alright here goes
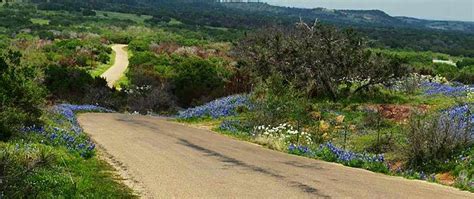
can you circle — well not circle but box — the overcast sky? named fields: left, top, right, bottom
left=263, top=0, right=474, bottom=22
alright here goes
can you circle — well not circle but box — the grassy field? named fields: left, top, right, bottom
left=96, top=11, right=152, bottom=24
left=30, top=18, right=50, bottom=25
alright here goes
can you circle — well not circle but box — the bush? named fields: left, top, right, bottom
left=433, top=63, right=459, bottom=80
left=0, top=51, right=45, bottom=140
left=249, top=74, right=311, bottom=127
left=173, top=56, right=225, bottom=107
left=456, top=66, right=474, bottom=84
left=457, top=58, right=474, bottom=69
left=128, top=38, right=152, bottom=52
left=97, top=52, right=110, bottom=64
left=405, top=106, right=473, bottom=172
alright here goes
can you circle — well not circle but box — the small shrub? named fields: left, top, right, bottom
left=457, top=66, right=474, bottom=84
left=457, top=58, right=474, bottom=69
left=433, top=63, right=459, bottom=80
left=249, top=74, right=311, bottom=127
left=405, top=106, right=474, bottom=172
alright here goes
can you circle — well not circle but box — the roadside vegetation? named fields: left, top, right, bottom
left=1, top=1, right=474, bottom=197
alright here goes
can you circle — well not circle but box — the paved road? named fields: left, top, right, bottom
left=78, top=113, right=473, bottom=198
left=101, top=44, right=129, bottom=88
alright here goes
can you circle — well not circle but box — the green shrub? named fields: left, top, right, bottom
left=456, top=66, right=474, bottom=84
left=249, top=74, right=311, bottom=127
left=0, top=51, right=45, bottom=140
left=457, top=58, right=474, bottom=69
left=129, top=38, right=152, bottom=52
left=433, top=63, right=459, bottom=80
left=173, top=56, right=225, bottom=107
left=97, top=52, right=110, bottom=64
left=45, top=66, right=96, bottom=102
left=405, top=112, right=472, bottom=172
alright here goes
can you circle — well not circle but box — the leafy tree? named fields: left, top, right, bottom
left=236, top=22, right=408, bottom=100
left=0, top=51, right=45, bottom=140
left=173, top=56, right=224, bottom=107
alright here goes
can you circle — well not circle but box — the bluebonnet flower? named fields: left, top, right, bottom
left=288, top=144, right=311, bottom=155
left=430, top=174, right=436, bottom=182
left=21, top=125, right=45, bottom=134
left=298, top=146, right=309, bottom=153
left=20, top=104, right=109, bottom=159
left=77, top=143, right=86, bottom=149
left=440, top=104, right=474, bottom=140
left=177, top=95, right=252, bottom=119
left=419, top=171, right=427, bottom=180
left=54, top=104, right=112, bottom=125
left=50, top=133, right=57, bottom=140
left=422, top=82, right=468, bottom=97
left=318, top=142, right=385, bottom=163
left=288, top=144, right=296, bottom=151
left=87, top=144, right=96, bottom=151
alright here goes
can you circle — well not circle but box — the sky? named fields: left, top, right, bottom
left=262, top=0, right=474, bottom=22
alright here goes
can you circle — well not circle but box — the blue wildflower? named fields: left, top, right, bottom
left=177, top=95, right=252, bottom=119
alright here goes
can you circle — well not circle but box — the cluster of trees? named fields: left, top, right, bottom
left=44, top=38, right=112, bottom=68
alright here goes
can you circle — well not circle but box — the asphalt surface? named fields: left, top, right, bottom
left=100, top=44, right=129, bottom=88
left=78, top=113, right=474, bottom=198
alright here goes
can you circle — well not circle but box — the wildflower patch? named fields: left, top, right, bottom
left=21, top=104, right=112, bottom=158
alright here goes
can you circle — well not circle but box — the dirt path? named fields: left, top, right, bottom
left=78, top=113, right=473, bottom=198
left=101, top=44, right=129, bottom=88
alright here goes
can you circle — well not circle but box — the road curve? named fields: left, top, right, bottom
left=78, top=113, right=473, bottom=198
left=101, top=44, right=129, bottom=88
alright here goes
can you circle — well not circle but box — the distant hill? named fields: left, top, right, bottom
left=221, top=2, right=474, bottom=33
left=396, top=16, right=474, bottom=32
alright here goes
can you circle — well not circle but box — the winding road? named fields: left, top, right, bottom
left=101, top=44, right=129, bottom=88
left=78, top=113, right=473, bottom=198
